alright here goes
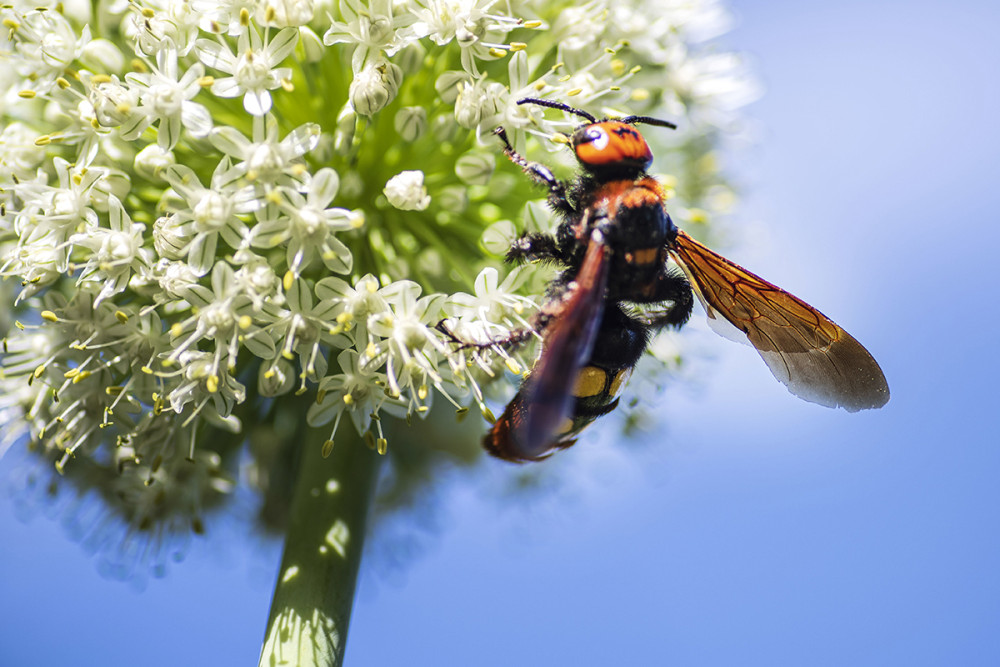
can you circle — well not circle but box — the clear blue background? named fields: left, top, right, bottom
left=3, top=1, right=999, bottom=664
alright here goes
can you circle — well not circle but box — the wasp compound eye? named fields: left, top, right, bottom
left=575, top=126, right=609, bottom=151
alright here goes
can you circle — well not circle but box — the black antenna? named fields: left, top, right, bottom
left=517, top=97, right=597, bottom=124
left=518, top=97, right=677, bottom=131
left=619, top=114, right=677, bottom=130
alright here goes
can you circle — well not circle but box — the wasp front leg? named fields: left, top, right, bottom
left=435, top=319, right=538, bottom=353
left=494, top=127, right=574, bottom=218
left=436, top=283, right=567, bottom=355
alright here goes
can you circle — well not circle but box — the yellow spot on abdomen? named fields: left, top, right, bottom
left=573, top=366, right=607, bottom=398
left=608, top=368, right=633, bottom=397
left=555, top=417, right=576, bottom=436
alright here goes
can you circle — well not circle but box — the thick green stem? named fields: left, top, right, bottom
left=258, top=429, right=382, bottom=667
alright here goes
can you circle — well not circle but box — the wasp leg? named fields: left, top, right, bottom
left=435, top=319, right=538, bottom=353
left=494, top=127, right=574, bottom=216
left=506, top=233, right=560, bottom=263
left=634, top=269, right=694, bottom=329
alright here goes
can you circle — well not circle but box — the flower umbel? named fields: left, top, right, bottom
left=0, top=0, right=754, bottom=578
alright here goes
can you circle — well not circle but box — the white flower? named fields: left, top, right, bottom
left=445, top=266, right=535, bottom=335
left=89, top=75, right=144, bottom=131
left=167, top=262, right=274, bottom=365
left=668, top=50, right=761, bottom=120
left=196, top=26, right=298, bottom=115
left=323, top=0, right=416, bottom=73
left=454, top=150, right=495, bottom=185
left=315, top=273, right=391, bottom=323
left=166, top=349, right=247, bottom=421
left=80, top=37, right=127, bottom=73
left=209, top=114, right=321, bottom=186
left=367, top=280, right=448, bottom=404
left=307, top=348, right=406, bottom=438
left=124, top=47, right=212, bottom=150
left=313, top=273, right=393, bottom=349
left=250, top=168, right=360, bottom=276
left=234, top=258, right=280, bottom=310
left=383, top=170, right=430, bottom=211
left=257, top=0, right=317, bottom=28
left=12, top=158, right=104, bottom=271
left=410, top=0, right=518, bottom=75
left=161, top=162, right=261, bottom=275
left=155, top=258, right=201, bottom=299
left=69, top=195, right=151, bottom=305
left=190, top=0, right=253, bottom=37
left=550, top=4, right=605, bottom=60
left=454, top=78, right=505, bottom=131
left=124, top=0, right=201, bottom=56
left=258, top=278, right=342, bottom=387
left=8, top=9, right=90, bottom=91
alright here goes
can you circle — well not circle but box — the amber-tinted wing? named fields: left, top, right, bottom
left=484, top=237, right=610, bottom=461
left=669, top=230, right=889, bottom=412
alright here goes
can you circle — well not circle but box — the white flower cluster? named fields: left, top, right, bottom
left=0, top=0, right=755, bottom=492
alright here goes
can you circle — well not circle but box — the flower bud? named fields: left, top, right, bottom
left=334, top=103, right=357, bottom=154
left=299, top=26, right=326, bottom=62
left=80, top=38, right=126, bottom=73
left=455, top=151, right=495, bottom=185
left=349, top=61, right=403, bottom=116
left=384, top=171, right=430, bottom=211
left=434, top=71, right=469, bottom=105
left=0, top=122, right=46, bottom=176
left=454, top=81, right=504, bottom=130
left=394, top=107, right=427, bottom=142
left=134, top=144, right=177, bottom=181
left=395, top=42, right=426, bottom=76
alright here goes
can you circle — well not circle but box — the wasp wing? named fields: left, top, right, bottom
left=669, top=230, right=889, bottom=412
left=485, top=237, right=610, bottom=461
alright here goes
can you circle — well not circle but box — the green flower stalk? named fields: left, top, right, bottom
left=0, top=0, right=756, bottom=662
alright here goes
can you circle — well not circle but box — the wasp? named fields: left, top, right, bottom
left=449, top=98, right=889, bottom=462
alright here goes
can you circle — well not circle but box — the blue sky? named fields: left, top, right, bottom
left=3, top=1, right=1000, bottom=665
